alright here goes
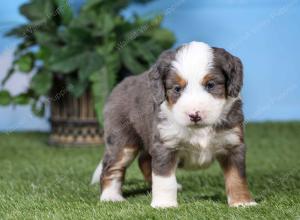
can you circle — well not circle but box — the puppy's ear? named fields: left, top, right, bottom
left=213, top=47, right=243, bottom=97
left=148, top=50, right=175, bottom=104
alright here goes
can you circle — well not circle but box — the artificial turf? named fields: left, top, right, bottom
left=0, top=122, right=299, bottom=220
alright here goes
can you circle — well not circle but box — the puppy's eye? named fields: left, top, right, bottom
left=173, top=85, right=182, bottom=93
left=206, top=81, right=215, bottom=90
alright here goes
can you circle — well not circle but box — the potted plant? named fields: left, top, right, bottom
left=0, top=0, right=175, bottom=146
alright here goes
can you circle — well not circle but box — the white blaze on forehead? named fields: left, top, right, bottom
left=172, top=41, right=214, bottom=82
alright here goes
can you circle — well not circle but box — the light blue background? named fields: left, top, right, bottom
left=0, top=0, right=300, bottom=131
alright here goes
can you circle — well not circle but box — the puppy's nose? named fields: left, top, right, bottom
left=188, top=112, right=202, bottom=123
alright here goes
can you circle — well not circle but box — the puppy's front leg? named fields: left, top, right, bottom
left=151, top=147, right=178, bottom=208
left=218, top=144, right=256, bottom=207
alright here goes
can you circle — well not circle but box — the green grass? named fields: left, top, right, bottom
left=0, top=122, right=300, bottom=220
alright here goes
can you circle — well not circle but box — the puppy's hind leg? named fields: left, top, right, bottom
left=138, top=151, right=152, bottom=185
left=100, top=142, right=139, bottom=202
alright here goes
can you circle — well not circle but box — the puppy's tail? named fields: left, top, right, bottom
left=91, top=160, right=103, bottom=185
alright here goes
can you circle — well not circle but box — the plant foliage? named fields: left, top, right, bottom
left=1, top=0, right=175, bottom=125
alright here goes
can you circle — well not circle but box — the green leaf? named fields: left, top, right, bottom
left=35, top=46, right=51, bottom=61
left=95, top=13, right=115, bottom=34
left=150, top=28, right=175, bottom=48
left=104, top=53, right=119, bottom=88
left=66, top=78, right=89, bottom=98
left=0, top=90, right=11, bottom=106
left=89, top=68, right=111, bottom=126
left=20, top=0, right=53, bottom=22
left=34, top=32, right=59, bottom=45
left=94, top=44, right=119, bottom=90
left=1, top=68, right=15, bottom=86
left=96, top=40, right=116, bottom=54
left=61, top=27, right=93, bottom=45
left=49, top=49, right=88, bottom=73
left=5, top=25, right=31, bottom=38
left=12, top=40, right=36, bottom=59
left=131, top=41, right=156, bottom=64
left=16, top=53, right=34, bottom=73
left=121, top=47, right=146, bottom=74
left=31, top=100, right=45, bottom=117
left=30, top=70, right=52, bottom=95
left=82, top=0, right=104, bottom=11
left=79, top=52, right=103, bottom=81
left=3, top=0, right=175, bottom=118
left=55, top=0, right=73, bottom=25
left=13, top=93, right=31, bottom=105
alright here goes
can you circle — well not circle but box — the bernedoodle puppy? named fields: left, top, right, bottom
left=91, top=41, right=256, bottom=208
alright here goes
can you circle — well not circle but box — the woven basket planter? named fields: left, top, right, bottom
left=49, top=80, right=103, bottom=146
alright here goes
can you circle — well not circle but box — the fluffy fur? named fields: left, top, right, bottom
left=91, top=41, right=256, bottom=208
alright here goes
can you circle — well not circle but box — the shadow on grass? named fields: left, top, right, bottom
left=123, top=187, right=151, bottom=198
left=184, top=194, right=224, bottom=203
left=122, top=177, right=225, bottom=203
left=109, top=168, right=300, bottom=204
left=123, top=179, right=151, bottom=198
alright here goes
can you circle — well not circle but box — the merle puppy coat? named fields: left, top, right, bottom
left=91, top=41, right=256, bottom=208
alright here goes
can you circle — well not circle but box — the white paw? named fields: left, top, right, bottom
left=230, top=201, right=257, bottom=207
left=151, top=200, right=178, bottom=208
left=177, top=183, right=183, bottom=191
left=100, top=192, right=125, bottom=202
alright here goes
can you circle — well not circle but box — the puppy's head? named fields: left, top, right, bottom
left=149, top=41, right=243, bottom=127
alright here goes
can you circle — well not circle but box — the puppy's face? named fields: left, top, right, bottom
left=150, top=42, right=243, bottom=127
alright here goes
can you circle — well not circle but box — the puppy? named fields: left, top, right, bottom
left=91, top=41, right=256, bottom=208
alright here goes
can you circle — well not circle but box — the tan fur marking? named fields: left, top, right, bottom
left=221, top=161, right=253, bottom=206
left=201, top=73, right=226, bottom=99
left=201, top=73, right=215, bottom=86
left=175, top=74, right=187, bottom=88
left=101, top=147, right=139, bottom=192
left=167, top=74, right=187, bottom=107
left=138, top=153, right=152, bottom=184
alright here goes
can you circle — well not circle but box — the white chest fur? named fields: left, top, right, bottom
left=157, top=113, right=241, bottom=169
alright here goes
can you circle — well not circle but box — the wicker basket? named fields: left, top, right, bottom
left=49, top=80, right=103, bottom=146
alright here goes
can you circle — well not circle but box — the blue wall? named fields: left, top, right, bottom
left=1, top=0, right=300, bottom=131
left=126, top=0, right=300, bottom=121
